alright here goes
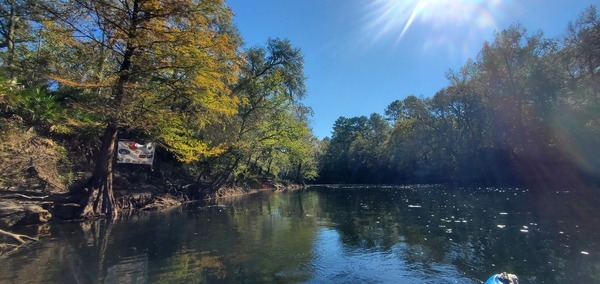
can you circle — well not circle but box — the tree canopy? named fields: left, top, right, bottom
left=0, top=0, right=318, bottom=218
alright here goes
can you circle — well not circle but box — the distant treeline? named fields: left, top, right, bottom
left=317, top=6, right=600, bottom=185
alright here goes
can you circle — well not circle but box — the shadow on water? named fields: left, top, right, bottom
left=0, top=185, right=599, bottom=283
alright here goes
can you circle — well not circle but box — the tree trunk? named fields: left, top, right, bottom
left=76, top=2, right=138, bottom=219
left=78, top=123, right=119, bottom=219
left=295, top=162, right=303, bottom=184
left=6, top=0, right=18, bottom=84
left=212, top=156, right=240, bottom=190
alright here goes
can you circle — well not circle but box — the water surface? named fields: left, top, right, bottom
left=1, top=185, right=599, bottom=283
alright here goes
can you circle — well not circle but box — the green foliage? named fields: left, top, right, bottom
left=8, top=1, right=598, bottom=191
left=16, top=88, right=63, bottom=123
left=200, top=38, right=317, bottom=186
left=36, top=0, right=243, bottom=164
left=0, top=1, right=319, bottom=195
left=319, top=114, right=391, bottom=183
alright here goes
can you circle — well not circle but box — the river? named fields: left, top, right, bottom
left=1, top=184, right=599, bottom=283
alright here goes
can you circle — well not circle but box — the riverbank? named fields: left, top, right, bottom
left=0, top=177, right=305, bottom=256
left=1, top=180, right=306, bottom=221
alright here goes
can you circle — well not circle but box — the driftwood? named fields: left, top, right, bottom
left=140, top=195, right=183, bottom=211
left=0, top=201, right=52, bottom=227
left=1, top=193, right=49, bottom=200
left=0, top=228, right=38, bottom=244
left=0, top=200, right=48, bottom=257
left=0, top=228, right=38, bottom=257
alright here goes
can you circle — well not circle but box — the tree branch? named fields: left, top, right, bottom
left=0, top=228, right=38, bottom=244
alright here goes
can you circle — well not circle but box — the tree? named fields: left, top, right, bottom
left=0, top=0, right=38, bottom=84
left=318, top=116, right=365, bottom=183
left=38, top=0, right=241, bottom=218
left=563, top=5, right=600, bottom=78
left=203, top=38, right=314, bottom=187
left=385, top=96, right=436, bottom=182
left=318, top=114, right=391, bottom=183
left=429, top=64, right=492, bottom=181
left=355, top=113, right=391, bottom=182
left=557, top=5, right=600, bottom=176
left=384, top=99, right=403, bottom=123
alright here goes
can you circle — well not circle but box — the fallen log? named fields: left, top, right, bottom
left=0, top=201, right=52, bottom=227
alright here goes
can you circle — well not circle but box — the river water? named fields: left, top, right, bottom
left=1, top=185, right=599, bottom=283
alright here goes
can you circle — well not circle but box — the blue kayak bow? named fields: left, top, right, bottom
left=485, top=272, right=519, bottom=284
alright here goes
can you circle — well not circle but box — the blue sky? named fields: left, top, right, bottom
left=226, top=0, right=596, bottom=139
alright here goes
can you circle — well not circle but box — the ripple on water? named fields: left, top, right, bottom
left=105, top=254, right=149, bottom=283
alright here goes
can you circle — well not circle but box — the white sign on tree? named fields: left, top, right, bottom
left=116, top=141, right=155, bottom=165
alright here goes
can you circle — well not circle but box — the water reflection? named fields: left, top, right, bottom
left=0, top=185, right=599, bottom=283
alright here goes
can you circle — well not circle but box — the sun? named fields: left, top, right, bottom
left=363, top=0, right=504, bottom=45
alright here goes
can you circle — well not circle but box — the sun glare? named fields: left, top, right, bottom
left=363, top=0, right=506, bottom=51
